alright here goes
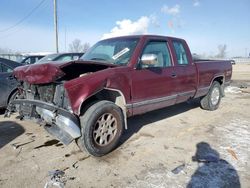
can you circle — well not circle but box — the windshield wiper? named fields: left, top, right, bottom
left=90, top=58, right=107, bottom=61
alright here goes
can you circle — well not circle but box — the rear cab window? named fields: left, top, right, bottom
left=173, top=41, right=189, bottom=65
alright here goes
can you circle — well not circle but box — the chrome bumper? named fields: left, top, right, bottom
left=7, top=99, right=81, bottom=145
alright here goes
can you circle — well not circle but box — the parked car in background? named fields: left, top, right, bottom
left=18, top=55, right=44, bottom=64
left=36, top=53, right=84, bottom=64
left=0, top=58, right=22, bottom=109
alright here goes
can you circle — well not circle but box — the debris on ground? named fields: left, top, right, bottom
left=171, top=163, right=185, bottom=174
left=227, top=148, right=238, bottom=160
left=72, top=161, right=79, bottom=169
left=79, top=155, right=91, bottom=161
left=11, top=139, right=35, bottom=149
left=239, top=85, right=247, bottom=89
left=69, top=177, right=76, bottom=181
left=44, top=170, right=66, bottom=188
left=173, top=146, right=185, bottom=150
left=25, top=132, right=33, bottom=136
left=15, top=147, right=22, bottom=157
left=64, top=154, right=70, bottom=157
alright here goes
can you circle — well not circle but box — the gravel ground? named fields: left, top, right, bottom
left=0, top=63, right=249, bottom=188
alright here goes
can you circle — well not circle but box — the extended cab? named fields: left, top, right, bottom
left=7, top=35, right=232, bottom=156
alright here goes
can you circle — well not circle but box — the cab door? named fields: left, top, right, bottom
left=131, top=40, right=178, bottom=115
left=171, top=40, right=197, bottom=103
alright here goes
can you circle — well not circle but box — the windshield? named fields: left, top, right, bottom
left=81, top=38, right=139, bottom=65
left=35, top=54, right=59, bottom=64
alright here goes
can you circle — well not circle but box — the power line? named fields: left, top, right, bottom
left=0, top=0, right=47, bottom=32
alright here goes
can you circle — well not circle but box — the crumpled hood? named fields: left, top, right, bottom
left=13, top=60, right=116, bottom=84
left=13, top=61, right=69, bottom=84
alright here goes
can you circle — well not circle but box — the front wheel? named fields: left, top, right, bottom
left=8, top=90, right=20, bottom=112
left=77, top=100, right=124, bottom=157
left=200, top=81, right=222, bottom=111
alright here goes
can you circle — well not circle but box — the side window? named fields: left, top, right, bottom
left=57, top=55, right=73, bottom=61
left=24, top=58, right=31, bottom=64
left=1, top=64, right=13, bottom=72
left=173, top=41, right=189, bottom=65
left=30, top=57, right=36, bottom=64
left=141, top=41, right=172, bottom=68
left=72, top=55, right=80, bottom=60
left=0, top=64, right=3, bottom=72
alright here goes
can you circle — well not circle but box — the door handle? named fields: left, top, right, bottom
left=171, top=72, right=177, bottom=78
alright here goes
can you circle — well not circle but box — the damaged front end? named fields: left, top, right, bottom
left=6, top=61, right=115, bottom=145
left=6, top=81, right=81, bottom=145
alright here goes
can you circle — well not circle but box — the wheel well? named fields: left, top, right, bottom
left=7, top=89, right=18, bottom=104
left=212, top=76, right=225, bottom=97
left=79, top=89, right=128, bottom=129
left=79, top=89, right=126, bottom=116
left=213, top=76, right=224, bottom=85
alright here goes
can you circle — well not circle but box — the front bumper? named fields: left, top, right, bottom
left=6, top=99, right=81, bottom=145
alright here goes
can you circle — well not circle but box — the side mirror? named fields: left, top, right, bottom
left=141, top=54, right=157, bottom=66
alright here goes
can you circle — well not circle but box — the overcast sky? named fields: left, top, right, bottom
left=0, top=0, right=249, bottom=57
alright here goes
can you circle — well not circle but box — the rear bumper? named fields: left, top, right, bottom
left=8, top=99, right=81, bottom=145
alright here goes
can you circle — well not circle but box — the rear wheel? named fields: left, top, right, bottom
left=77, top=100, right=124, bottom=157
left=200, top=81, right=222, bottom=111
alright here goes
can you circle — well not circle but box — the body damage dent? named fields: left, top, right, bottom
left=68, top=76, right=129, bottom=129
left=13, top=62, right=68, bottom=84
left=64, top=67, right=131, bottom=115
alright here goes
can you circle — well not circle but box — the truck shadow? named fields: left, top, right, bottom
left=0, top=121, right=25, bottom=149
left=119, top=99, right=200, bottom=146
left=187, top=142, right=241, bottom=188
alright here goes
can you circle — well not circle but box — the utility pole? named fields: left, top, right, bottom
left=54, top=0, right=59, bottom=53
left=64, top=27, right=67, bottom=52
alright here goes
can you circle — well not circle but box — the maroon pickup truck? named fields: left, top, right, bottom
left=7, top=35, right=232, bottom=156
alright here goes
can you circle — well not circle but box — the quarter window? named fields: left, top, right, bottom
left=173, top=41, right=189, bottom=65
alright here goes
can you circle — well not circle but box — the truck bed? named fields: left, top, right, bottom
left=194, top=60, right=232, bottom=98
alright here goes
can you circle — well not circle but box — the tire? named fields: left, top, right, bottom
left=8, top=90, right=19, bottom=111
left=8, top=90, right=19, bottom=104
left=76, top=100, right=124, bottom=157
left=200, top=81, right=222, bottom=111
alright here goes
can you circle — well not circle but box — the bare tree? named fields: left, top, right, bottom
left=216, top=44, right=227, bottom=58
left=83, top=42, right=90, bottom=53
left=69, top=39, right=90, bottom=53
left=69, top=39, right=83, bottom=52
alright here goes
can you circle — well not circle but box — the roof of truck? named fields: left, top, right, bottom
left=101, top=34, right=185, bottom=41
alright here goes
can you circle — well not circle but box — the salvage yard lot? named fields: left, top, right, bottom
left=0, top=64, right=250, bottom=188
